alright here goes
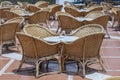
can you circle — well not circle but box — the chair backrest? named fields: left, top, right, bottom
left=0, top=22, right=19, bottom=42
left=28, top=10, right=49, bottom=24
left=2, top=10, right=20, bottom=20
left=85, top=11, right=103, bottom=19
left=49, top=4, right=63, bottom=16
left=5, top=17, right=24, bottom=31
left=57, top=15, right=83, bottom=33
left=84, top=15, right=110, bottom=30
left=35, top=1, right=49, bottom=8
left=0, top=7, right=10, bottom=18
left=27, top=5, right=41, bottom=13
left=17, top=33, right=60, bottom=58
left=64, top=6, right=83, bottom=17
left=23, top=24, right=57, bottom=39
left=63, top=24, right=105, bottom=59
left=84, top=6, right=103, bottom=16
left=35, top=38, right=59, bottom=57
left=16, top=33, right=37, bottom=58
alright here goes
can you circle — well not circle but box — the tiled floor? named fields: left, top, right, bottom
left=0, top=21, right=120, bottom=80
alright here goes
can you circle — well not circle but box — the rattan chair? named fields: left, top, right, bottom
left=61, top=24, right=106, bottom=77
left=64, top=6, right=84, bottom=17
left=56, top=14, right=84, bottom=34
left=16, top=33, right=61, bottom=77
left=5, top=17, right=24, bottom=31
left=84, top=15, right=110, bottom=38
left=28, top=10, right=49, bottom=27
left=23, top=24, right=58, bottom=39
left=0, top=23, right=19, bottom=54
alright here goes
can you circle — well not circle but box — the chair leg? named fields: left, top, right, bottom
left=36, top=61, right=39, bottom=78
left=14, top=41, right=20, bottom=52
left=46, top=60, right=49, bottom=72
left=82, top=60, right=86, bottom=76
left=76, top=61, right=80, bottom=72
left=98, top=56, right=106, bottom=72
left=58, top=56, right=64, bottom=73
left=17, top=59, right=25, bottom=72
left=36, top=60, right=42, bottom=78
left=0, top=43, right=2, bottom=55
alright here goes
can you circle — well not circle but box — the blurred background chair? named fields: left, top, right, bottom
left=0, top=22, right=19, bottom=54
left=56, top=14, right=83, bottom=34
left=28, top=10, right=50, bottom=27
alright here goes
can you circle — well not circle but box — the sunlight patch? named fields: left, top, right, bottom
left=86, top=72, right=111, bottom=80
left=2, top=53, right=22, bottom=60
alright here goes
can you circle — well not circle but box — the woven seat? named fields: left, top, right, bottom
left=17, top=33, right=61, bottom=77
left=10, top=8, right=26, bottom=15
left=85, top=11, right=104, bottom=19
left=61, top=24, right=106, bottom=77
left=0, top=23, right=19, bottom=54
left=23, top=24, right=58, bottom=39
left=68, top=24, right=105, bottom=38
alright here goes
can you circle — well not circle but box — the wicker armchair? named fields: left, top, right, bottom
left=64, top=6, right=84, bottom=17
left=0, top=23, right=19, bottom=54
left=61, top=24, right=106, bottom=77
left=57, top=14, right=84, bottom=34
left=16, top=33, right=61, bottom=77
left=5, top=17, right=24, bottom=31
left=23, top=24, right=58, bottom=39
left=84, top=15, right=110, bottom=38
left=28, top=10, right=49, bottom=27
